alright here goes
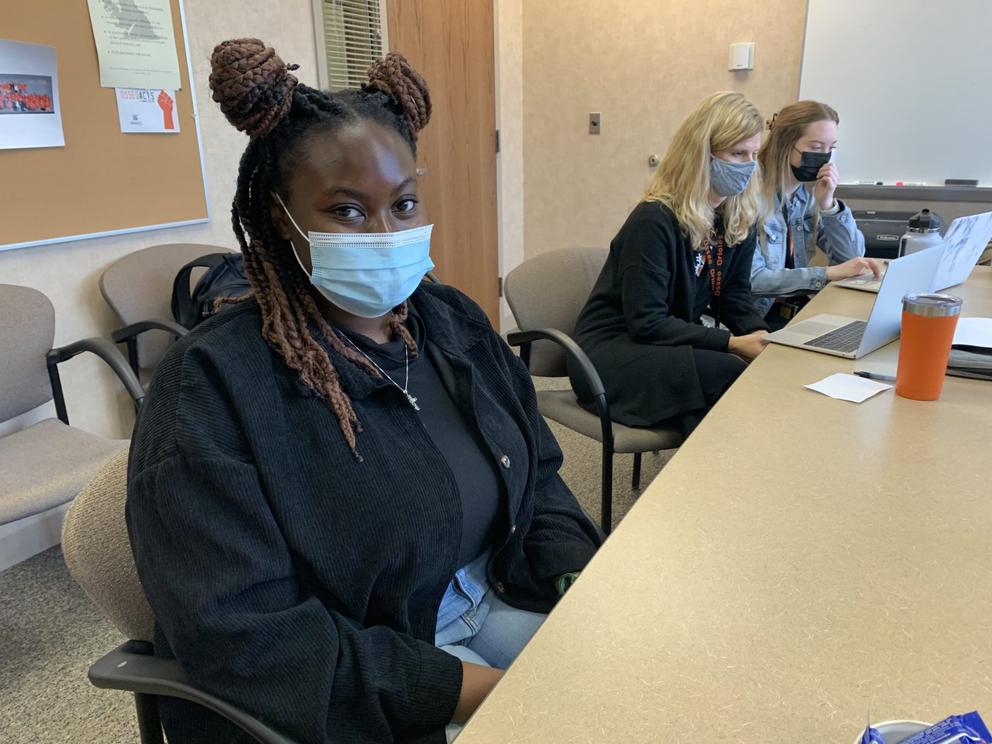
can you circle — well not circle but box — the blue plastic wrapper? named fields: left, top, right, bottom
left=862, top=725, right=888, bottom=743
left=862, top=712, right=991, bottom=744
left=900, top=712, right=992, bottom=744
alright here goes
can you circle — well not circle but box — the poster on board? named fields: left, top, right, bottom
left=0, top=39, right=65, bottom=150
left=116, top=87, right=179, bottom=133
left=86, top=0, right=182, bottom=90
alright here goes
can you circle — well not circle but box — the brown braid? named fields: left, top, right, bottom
left=209, top=39, right=430, bottom=458
left=210, top=39, right=300, bottom=139
left=365, top=53, right=432, bottom=138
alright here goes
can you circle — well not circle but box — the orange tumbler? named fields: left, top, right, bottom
left=895, top=293, right=962, bottom=401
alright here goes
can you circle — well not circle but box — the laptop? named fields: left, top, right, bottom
left=836, top=210, right=992, bottom=293
left=764, top=246, right=945, bottom=358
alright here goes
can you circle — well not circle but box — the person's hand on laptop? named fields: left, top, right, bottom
left=826, top=256, right=881, bottom=282
left=728, top=330, right=769, bottom=361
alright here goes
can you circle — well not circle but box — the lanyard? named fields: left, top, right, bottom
left=701, top=231, right=725, bottom=297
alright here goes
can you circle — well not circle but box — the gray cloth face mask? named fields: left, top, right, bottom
left=709, top=156, right=756, bottom=197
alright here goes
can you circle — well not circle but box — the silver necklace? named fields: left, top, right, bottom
left=337, top=331, right=420, bottom=411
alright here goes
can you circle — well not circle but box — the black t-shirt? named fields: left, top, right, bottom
left=338, top=313, right=504, bottom=567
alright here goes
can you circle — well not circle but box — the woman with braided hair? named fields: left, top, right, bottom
left=126, top=39, right=600, bottom=744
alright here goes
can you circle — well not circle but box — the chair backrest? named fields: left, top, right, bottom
left=0, top=284, right=55, bottom=422
left=503, top=247, right=608, bottom=376
left=100, top=243, right=233, bottom=370
left=62, top=447, right=155, bottom=642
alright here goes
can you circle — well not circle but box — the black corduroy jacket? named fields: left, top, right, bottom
left=125, top=282, right=601, bottom=744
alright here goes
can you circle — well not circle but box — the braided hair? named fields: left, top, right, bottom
left=208, top=38, right=432, bottom=457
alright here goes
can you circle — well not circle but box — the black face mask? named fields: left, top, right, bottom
left=790, top=149, right=831, bottom=182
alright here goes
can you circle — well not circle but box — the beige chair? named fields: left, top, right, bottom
left=100, top=243, right=233, bottom=375
left=0, top=284, right=143, bottom=572
left=63, top=449, right=297, bottom=744
left=504, top=248, right=684, bottom=533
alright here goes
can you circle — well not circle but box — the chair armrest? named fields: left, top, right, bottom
left=90, top=642, right=299, bottom=744
left=506, top=327, right=605, bottom=401
left=47, top=337, right=145, bottom=409
left=111, top=318, right=189, bottom=344
left=508, top=328, right=617, bottom=533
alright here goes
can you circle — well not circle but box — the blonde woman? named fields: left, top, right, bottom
left=752, top=101, right=877, bottom=328
left=571, top=92, right=769, bottom=437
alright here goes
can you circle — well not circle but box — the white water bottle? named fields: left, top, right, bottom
left=899, top=208, right=943, bottom=256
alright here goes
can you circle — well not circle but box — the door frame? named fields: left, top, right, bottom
left=310, top=0, right=523, bottom=330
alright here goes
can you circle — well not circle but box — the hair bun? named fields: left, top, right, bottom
left=209, top=38, right=299, bottom=139
left=365, top=53, right=432, bottom=137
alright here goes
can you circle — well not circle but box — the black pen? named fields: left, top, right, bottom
left=854, top=370, right=896, bottom=382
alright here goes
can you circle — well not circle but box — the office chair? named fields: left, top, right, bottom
left=100, top=243, right=233, bottom=376
left=0, top=284, right=144, bottom=571
left=503, top=248, right=683, bottom=533
left=61, top=449, right=298, bottom=744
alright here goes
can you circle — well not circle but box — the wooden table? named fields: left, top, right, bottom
left=460, top=267, right=992, bottom=743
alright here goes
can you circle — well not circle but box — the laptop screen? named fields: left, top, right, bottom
left=931, top=211, right=992, bottom=291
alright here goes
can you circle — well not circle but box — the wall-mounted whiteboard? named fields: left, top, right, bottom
left=799, top=0, right=991, bottom=187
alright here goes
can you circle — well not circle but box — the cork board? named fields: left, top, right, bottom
left=0, top=0, right=207, bottom=251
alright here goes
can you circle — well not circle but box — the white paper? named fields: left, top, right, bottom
left=116, top=87, right=178, bottom=133
left=805, top=373, right=892, bottom=403
left=952, top=317, right=992, bottom=349
left=87, top=0, right=182, bottom=90
left=0, top=39, right=65, bottom=150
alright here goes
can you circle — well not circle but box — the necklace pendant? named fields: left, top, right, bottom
left=406, top=392, right=420, bottom=411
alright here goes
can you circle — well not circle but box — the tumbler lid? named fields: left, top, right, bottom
left=907, top=208, right=942, bottom=232
left=902, top=292, right=963, bottom=317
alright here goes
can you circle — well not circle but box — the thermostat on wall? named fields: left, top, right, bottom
left=729, top=42, right=755, bottom=70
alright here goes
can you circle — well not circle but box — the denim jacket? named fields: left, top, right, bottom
left=751, top=186, right=865, bottom=317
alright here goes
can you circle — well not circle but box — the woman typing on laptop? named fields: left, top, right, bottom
left=752, top=101, right=879, bottom=329
left=571, top=92, right=769, bottom=437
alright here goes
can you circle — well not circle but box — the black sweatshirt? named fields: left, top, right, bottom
left=570, top=201, right=769, bottom=426
left=126, top=283, right=601, bottom=744
left=574, top=200, right=768, bottom=352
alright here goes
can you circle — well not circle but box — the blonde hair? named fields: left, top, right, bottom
left=758, top=100, right=839, bottom=212
left=643, top=91, right=763, bottom=248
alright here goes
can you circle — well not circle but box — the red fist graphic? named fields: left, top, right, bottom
left=157, top=90, right=175, bottom=130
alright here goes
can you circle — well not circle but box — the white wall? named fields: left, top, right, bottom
left=520, top=0, right=807, bottom=259
left=0, top=0, right=319, bottom=439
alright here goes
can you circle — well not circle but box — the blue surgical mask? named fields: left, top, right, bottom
left=709, top=156, right=757, bottom=197
left=274, top=193, right=435, bottom=318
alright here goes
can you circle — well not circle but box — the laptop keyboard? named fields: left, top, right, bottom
left=803, top=320, right=868, bottom=353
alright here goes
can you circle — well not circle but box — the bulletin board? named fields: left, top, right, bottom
left=0, top=0, right=208, bottom=252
